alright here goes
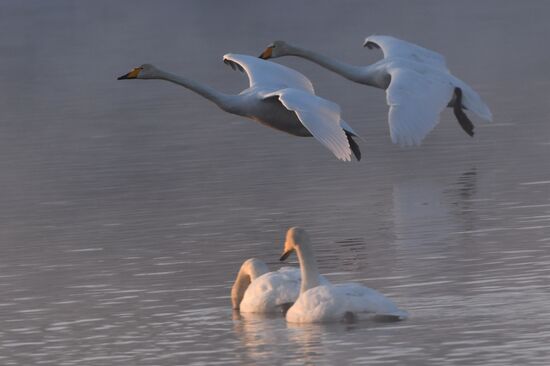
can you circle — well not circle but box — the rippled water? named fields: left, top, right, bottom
left=1, top=1, right=550, bottom=365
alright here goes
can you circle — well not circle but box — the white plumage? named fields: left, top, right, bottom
left=224, top=53, right=314, bottom=93
left=260, top=35, right=493, bottom=145
left=240, top=267, right=301, bottom=313
left=118, top=54, right=361, bottom=161
left=385, top=65, right=455, bottom=145
left=231, top=258, right=327, bottom=313
left=286, top=282, right=408, bottom=323
left=280, top=227, right=408, bottom=323
left=263, top=88, right=353, bottom=161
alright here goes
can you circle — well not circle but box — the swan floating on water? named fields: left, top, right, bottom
left=117, top=54, right=361, bottom=161
left=232, top=258, right=327, bottom=313
left=279, top=227, right=408, bottom=323
left=259, top=36, right=492, bottom=146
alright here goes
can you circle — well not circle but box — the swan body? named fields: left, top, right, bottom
left=231, top=258, right=327, bottom=313
left=117, top=54, right=361, bottom=161
left=260, top=36, right=492, bottom=146
left=279, top=227, right=408, bottom=323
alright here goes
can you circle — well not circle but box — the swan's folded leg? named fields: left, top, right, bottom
left=453, top=87, right=475, bottom=137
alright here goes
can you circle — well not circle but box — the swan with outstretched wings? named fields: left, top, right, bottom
left=260, top=35, right=492, bottom=146
left=118, top=54, right=361, bottom=161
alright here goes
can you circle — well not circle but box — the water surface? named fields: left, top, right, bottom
left=0, top=1, right=549, bottom=365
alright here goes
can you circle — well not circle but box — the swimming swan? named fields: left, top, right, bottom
left=232, top=258, right=326, bottom=313
left=259, top=36, right=492, bottom=146
left=117, top=54, right=361, bottom=161
left=279, top=227, right=408, bottom=323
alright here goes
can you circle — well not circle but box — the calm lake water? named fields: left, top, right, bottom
left=1, top=1, right=550, bottom=365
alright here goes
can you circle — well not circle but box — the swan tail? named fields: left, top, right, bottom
left=451, top=77, right=493, bottom=122
left=391, top=309, right=409, bottom=320
left=371, top=309, right=409, bottom=321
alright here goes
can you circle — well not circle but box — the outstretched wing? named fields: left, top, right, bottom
left=365, top=36, right=492, bottom=143
left=386, top=67, right=455, bottom=146
left=223, top=53, right=315, bottom=93
left=264, top=88, right=354, bottom=161
left=364, top=35, right=447, bottom=69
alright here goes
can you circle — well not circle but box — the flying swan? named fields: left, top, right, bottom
left=279, top=227, right=408, bottom=323
left=117, top=54, right=361, bottom=161
left=231, top=258, right=327, bottom=313
left=259, top=36, right=492, bottom=146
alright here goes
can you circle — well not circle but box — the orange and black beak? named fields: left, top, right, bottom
left=259, top=46, right=273, bottom=59
left=117, top=67, right=141, bottom=80
left=280, top=250, right=292, bottom=262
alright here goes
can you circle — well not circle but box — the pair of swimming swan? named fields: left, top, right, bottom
left=231, top=227, right=407, bottom=323
left=118, top=35, right=492, bottom=161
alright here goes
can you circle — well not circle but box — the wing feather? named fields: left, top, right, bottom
left=223, top=53, right=314, bottom=93
left=265, top=89, right=353, bottom=161
left=450, top=76, right=493, bottom=121
left=364, top=35, right=492, bottom=142
left=364, top=35, right=447, bottom=69
left=386, top=67, right=454, bottom=146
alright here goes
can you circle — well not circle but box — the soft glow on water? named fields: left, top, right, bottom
left=1, top=1, right=550, bottom=365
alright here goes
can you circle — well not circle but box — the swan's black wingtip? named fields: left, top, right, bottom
left=346, top=132, right=362, bottom=161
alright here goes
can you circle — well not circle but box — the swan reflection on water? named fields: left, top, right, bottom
left=391, top=167, right=478, bottom=248
left=232, top=310, right=406, bottom=365
left=232, top=311, right=343, bottom=364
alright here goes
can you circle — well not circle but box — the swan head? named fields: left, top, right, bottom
left=280, top=227, right=309, bottom=261
left=259, top=41, right=290, bottom=59
left=117, top=64, right=160, bottom=80
left=231, top=258, right=269, bottom=310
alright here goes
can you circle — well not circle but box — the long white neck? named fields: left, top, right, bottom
left=156, top=70, right=239, bottom=113
left=285, top=44, right=380, bottom=87
left=231, top=258, right=269, bottom=309
left=295, top=241, right=321, bottom=294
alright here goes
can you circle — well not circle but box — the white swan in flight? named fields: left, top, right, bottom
left=259, top=36, right=493, bottom=146
left=117, top=54, right=361, bottom=161
left=232, top=258, right=327, bottom=313
left=279, top=227, right=408, bottom=323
